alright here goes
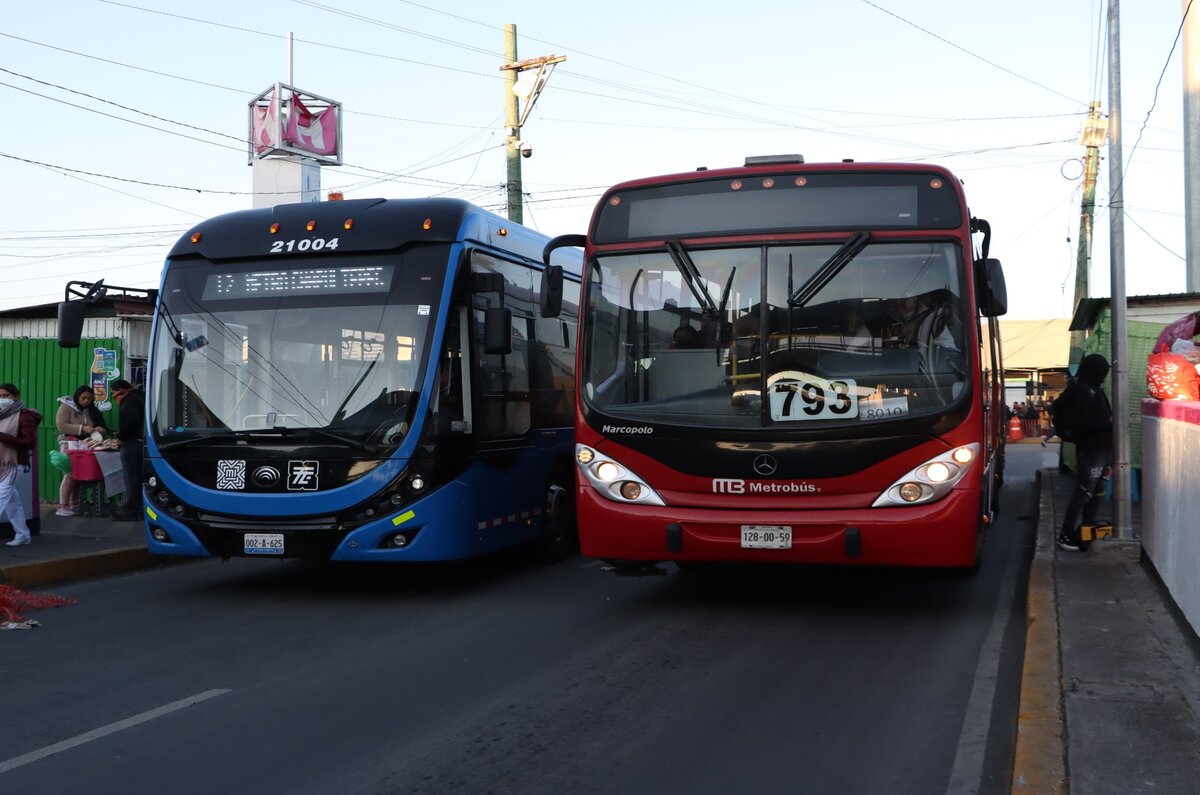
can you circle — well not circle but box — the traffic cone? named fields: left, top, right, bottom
left=1007, top=415, right=1024, bottom=443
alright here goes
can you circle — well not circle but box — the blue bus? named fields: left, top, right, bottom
left=64, top=198, right=582, bottom=562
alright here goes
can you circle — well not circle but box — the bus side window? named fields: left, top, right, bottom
left=534, top=315, right=577, bottom=429
left=471, top=251, right=534, bottom=438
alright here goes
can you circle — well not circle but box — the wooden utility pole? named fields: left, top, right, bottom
left=1069, top=102, right=1107, bottom=370
left=500, top=25, right=566, bottom=224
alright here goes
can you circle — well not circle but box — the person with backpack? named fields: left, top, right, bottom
left=1053, top=353, right=1114, bottom=551
left=0, top=383, right=42, bottom=547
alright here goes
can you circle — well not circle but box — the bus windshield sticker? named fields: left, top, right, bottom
left=859, top=395, right=910, bottom=421
left=769, top=377, right=858, bottom=421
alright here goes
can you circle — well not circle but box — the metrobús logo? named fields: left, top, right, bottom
left=601, top=424, right=653, bottom=435
left=712, top=479, right=820, bottom=494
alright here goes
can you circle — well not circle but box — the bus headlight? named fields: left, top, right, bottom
left=873, top=443, right=979, bottom=507
left=575, top=444, right=666, bottom=506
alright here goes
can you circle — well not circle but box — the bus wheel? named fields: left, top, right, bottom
left=538, top=471, right=578, bottom=560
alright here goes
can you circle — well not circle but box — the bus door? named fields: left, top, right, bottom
left=467, top=251, right=546, bottom=543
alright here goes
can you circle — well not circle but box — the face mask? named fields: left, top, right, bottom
left=0, top=398, right=13, bottom=410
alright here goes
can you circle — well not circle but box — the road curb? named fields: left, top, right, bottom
left=0, top=546, right=161, bottom=589
left=1011, top=469, right=1067, bottom=793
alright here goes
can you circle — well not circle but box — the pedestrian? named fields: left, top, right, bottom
left=53, top=385, right=107, bottom=516
left=109, top=379, right=145, bottom=521
left=0, top=383, right=43, bottom=547
left=1055, top=354, right=1114, bottom=551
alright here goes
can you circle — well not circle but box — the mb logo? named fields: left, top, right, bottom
left=712, top=478, right=746, bottom=494
left=287, top=460, right=319, bottom=491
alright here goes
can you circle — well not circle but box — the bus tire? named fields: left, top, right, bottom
left=538, top=468, right=578, bottom=560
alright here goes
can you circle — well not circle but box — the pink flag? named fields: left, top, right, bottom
left=285, top=95, right=338, bottom=157
left=251, top=88, right=280, bottom=154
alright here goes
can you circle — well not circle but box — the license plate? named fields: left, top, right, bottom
left=741, top=525, right=792, bottom=549
left=244, top=532, right=285, bottom=555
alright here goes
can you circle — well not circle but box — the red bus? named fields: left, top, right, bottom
left=542, top=156, right=1007, bottom=572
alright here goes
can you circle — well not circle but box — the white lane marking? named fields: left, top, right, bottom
left=0, top=688, right=231, bottom=774
left=945, top=538, right=1021, bottom=795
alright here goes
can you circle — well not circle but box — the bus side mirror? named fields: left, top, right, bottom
left=976, top=258, right=1008, bottom=317
left=57, top=301, right=85, bottom=348
left=542, top=233, right=586, bottom=267
left=484, top=307, right=512, bottom=354
left=540, top=265, right=564, bottom=318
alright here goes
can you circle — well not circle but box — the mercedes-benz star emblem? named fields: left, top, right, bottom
left=252, top=466, right=281, bottom=487
left=753, top=454, right=778, bottom=476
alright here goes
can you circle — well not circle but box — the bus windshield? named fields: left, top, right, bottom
left=150, top=247, right=447, bottom=449
left=583, top=240, right=968, bottom=429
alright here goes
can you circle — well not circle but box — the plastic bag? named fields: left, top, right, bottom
left=49, top=449, right=72, bottom=475
left=1147, top=349, right=1200, bottom=400
left=1155, top=313, right=1198, bottom=353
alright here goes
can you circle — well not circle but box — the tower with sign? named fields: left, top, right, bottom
left=248, top=81, right=342, bottom=208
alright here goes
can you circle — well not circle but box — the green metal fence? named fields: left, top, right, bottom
left=0, top=338, right=123, bottom=503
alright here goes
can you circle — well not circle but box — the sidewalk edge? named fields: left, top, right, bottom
left=1011, top=468, right=1067, bottom=793
left=0, top=546, right=159, bottom=589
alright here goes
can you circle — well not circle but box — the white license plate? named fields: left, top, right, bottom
left=741, top=525, right=792, bottom=549
left=244, top=532, right=285, bottom=555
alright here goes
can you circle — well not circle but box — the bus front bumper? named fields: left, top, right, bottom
left=578, top=486, right=982, bottom=568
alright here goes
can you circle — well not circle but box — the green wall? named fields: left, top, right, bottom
left=0, top=338, right=124, bottom=503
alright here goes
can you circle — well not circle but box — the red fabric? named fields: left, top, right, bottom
left=1146, top=351, right=1200, bottom=401
left=0, top=585, right=76, bottom=624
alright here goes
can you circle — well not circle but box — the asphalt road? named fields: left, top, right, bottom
left=0, top=446, right=1046, bottom=795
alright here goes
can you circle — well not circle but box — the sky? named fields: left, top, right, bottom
left=0, top=0, right=1192, bottom=319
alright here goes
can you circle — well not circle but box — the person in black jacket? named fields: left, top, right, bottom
left=1057, top=353, right=1114, bottom=551
left=110, top=379, right=145, bottom=521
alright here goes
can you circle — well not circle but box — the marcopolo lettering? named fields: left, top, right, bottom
left=602, top=424, right=654, bottom=435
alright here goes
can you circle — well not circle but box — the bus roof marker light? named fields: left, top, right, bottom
left=306, top=220, right=317, bottom=232
left=794, top=177, right=808, bottom=187
left=190, top=232, right=202, bottom=244
left=498, top=228, right=508, bottom=236
left=930, top=178, right=944, bottom=189
left=730, top=180, right=743, bottom=190
left=344, top=219, right=354, bottom=230
left=422, top=218, right=433, bottom=230
left=762, top=178, right=775, bottom=188
left=609, top=196, right=621, bottom=206
left=269, top=223, right=280, bottom=234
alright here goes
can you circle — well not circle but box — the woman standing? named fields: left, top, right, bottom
left=0, top=383, right=42, bottom=547
left=54, top=385, right=107, bottom=517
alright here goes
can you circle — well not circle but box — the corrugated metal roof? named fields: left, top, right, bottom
left=999, top=318, right=1071, bottom=370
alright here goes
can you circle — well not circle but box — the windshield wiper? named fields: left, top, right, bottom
left=301, top=427, right=378, bottom=453
left=330, top=357, right=379, bottom=424
left=157, top=431, right=246, bottom=452
left=788, top=231, right=871, bottom=307
left=665, top=239, right=719, bottom=317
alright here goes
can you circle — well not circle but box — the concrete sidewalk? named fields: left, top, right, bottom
left=1014, top=466, right=1200, bottom=793
left=0, top=505, right=162, bottom=589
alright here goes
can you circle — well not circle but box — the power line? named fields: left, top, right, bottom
left=859, top=0, right=1088, bottom=107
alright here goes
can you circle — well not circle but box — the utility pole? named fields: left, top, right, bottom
left=1108, top=0, right=1133, bottom=539
left=500, top=24, right=566, bottom=224
left=1070, top=102, right=1107, bottom=371
left=1185, top=0, right=1200, bottom=290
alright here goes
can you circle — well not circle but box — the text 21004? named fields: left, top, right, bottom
left=270, top=238, right=340, bottom=254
